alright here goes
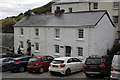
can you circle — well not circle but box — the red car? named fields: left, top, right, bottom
left=27, top=55, right=54, bottom=73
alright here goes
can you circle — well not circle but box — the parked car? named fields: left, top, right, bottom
left=49, top=57, right=83, bottom=76
left=9, top=56, right=32, bottom=72
left=0, top=57, right=13, bottom=72
left=111, top=52, right=120, bottom=79
left=83, top=55, right=111, bottom=77
left=27, top=55, right=54, bottom=73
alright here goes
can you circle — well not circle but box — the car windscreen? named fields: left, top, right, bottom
left=86, top=58, right=101, bottom=65
left=52, top=60, right=64, bottom=64
left=28, top=58, right=38, bottom=63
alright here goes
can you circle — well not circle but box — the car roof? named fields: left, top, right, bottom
left=54, top=57, right=73, bottom=61
left=14, top=56, right=32, bottom=60
left=33, top=55, right=52, bottom=58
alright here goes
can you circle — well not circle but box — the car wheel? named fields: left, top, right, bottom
left=2, top=67, right=6, bottom=72
left=28, top=71, right=32, bottom=73
left=19, top=67, right=25, bottom=72
left=85, top=73, right=91, bottom=77
left=50, top=72, right=55, bottom=75
left=39, top=67, right=44, bottom=73
left=65, top=69, right=71, bottom=76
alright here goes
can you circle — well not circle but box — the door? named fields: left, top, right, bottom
left=65, top=46, right=71, bottom=57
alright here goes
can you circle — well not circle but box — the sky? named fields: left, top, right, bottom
left=0, top=0, right=52, bottom=20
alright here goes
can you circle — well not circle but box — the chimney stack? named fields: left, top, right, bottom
left=54, top=6, right=65, bottom=16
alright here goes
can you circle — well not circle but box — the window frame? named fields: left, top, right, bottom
left=55, top=28, right=60, bottom=38
left=93, top=2, right=98, bottom=9
left=20, top=41, right=24, bottom=48
left=69, top=8, right=72, bottom=13
left=113, top=16, right=119, bottom=23
left=113, top=2, right=119, bottom=9
left=78, top=29, right=84, bottom=38
left=35, top=28, right=39, bottom=36
left=20, top=28, right=23, bottom=35
left=35, top=43, right=39, bottom=51
left=78, top=47, right=83, bottom=56
left=55, top=45, right=59, bottom=53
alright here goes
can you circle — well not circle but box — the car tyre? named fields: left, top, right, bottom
left=19, top=67, right=25, bottom=72
left=28, top=71, right=32, bottom=73
left=50, top=72, right=55, bottom=75
left=39, top=67, right=44, bottom=73
left=85, top=73, right=91, bottom=77
left=2, top=67, right=6, bottom=72
left=65, top=68, right=71, bottom=76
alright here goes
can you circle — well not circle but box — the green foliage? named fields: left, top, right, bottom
left=107, top=43, right=120, bottom=55
left=2, top=2, right=54, bottom=33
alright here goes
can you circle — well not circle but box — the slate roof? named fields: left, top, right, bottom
left=14, top=11, right=114, bottom=27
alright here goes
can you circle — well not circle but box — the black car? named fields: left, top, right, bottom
left=9, top=56, right=32, bottom=72
left=0, top=57, right=13, bottom=72
left=83, top=55, right=111, bottom=77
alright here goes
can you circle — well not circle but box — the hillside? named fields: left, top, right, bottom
left=1, top=2, right=54, bottom=33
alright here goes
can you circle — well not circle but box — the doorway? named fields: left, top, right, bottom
left=65, top=46, right=71, bottom=57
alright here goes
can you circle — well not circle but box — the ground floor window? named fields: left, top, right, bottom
left=55, top=45, right=59, bottom=53
left=78, top=47, right=83, bottom=56
left=35, top=43, right=39, bottom=50
left=20, top=41, right=23, bottom=48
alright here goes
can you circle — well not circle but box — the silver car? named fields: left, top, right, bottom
left=111, top=52, right=120, bottom=79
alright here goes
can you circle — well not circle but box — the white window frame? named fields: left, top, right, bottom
left=93, top=2, right=98, bottom=9
left=78, top=47, right=83, bottom=56
left=69, top=8, right=72, bottom=13
left=113, top=2, right=119, bottom=9
left=113, top=16, right=119, bottom=23
left=78, top=29, right=84, bottom=38
left=20, top=28, right=23, bottom=35
left=55, top=28, right=60, bottom=38
left=20, top=41, right=24, bottom=48
left=35, top=43, right=39, bottom=51
left=55, top=45, right=59, bottom=53
left=35, top=28, right=39, bottom=36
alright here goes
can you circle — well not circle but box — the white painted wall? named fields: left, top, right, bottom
left=93, top=14, right=116, bottom=56
left=14, top=15, right=115, bottom=59
left=52, top=3, right=89, bottom=13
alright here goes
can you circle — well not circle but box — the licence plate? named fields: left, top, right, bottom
left=9, top=64, right=13, bottom=66
left=90, top=66, right=97, bottom=69
left=29, top=64, right=34, bottom=66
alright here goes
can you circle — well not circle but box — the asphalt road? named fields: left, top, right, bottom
left=2, top=71, right=107, bottom=80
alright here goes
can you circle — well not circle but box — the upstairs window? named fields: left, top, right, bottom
left=55, top=45, right=59, bottom=53
left=55, top=29, right=60, bottom=38
left=93, top=3, right=98, bottom=9
left=20, top=28, right=23, bottom=35
left=35, top=43, right=39, bottom=50
left=35, top=28, right=39, bottom=36
left=113, top=16, right=119, bottom=23
left=69, top=8, right=72, bottom=13
left=78, top=29, right=84, bottom=38
left=20, top=41, right=23, bottom=48
left=113, top=2, right=119, bottom=9
left=78, top=47, right=83, bottom=56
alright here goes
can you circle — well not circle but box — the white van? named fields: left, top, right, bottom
left=111, top=52, right=120, bottom=79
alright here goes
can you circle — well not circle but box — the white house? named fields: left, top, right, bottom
left=14, top=10, right=115, bottom=58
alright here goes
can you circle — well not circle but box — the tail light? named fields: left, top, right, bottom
left=36, top=63, right=39, bottom=66
left=49, top=63, right=51, bottom=66
left=100, top=58, right=105, bottom=68
left=14, top=62, right=20, bottom=65
left=111, top=66, right=113, bottom=71
left=60, top=64, right=65, bottom=67
left=83, top=59, right=87, bottom=67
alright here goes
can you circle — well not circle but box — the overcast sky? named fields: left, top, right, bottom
left=0, top=0, right=52, bottom=20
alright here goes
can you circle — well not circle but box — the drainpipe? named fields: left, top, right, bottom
left=118, top=1, right=120, bottom=43
left=89, top=2, right=91, bottom=11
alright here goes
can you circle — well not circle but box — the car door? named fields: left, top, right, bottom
left=73, top=58, right=83, bottom=71
left=67, top=58, right=76, bottom=72
left=39, top=57, right=48, bottom=69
